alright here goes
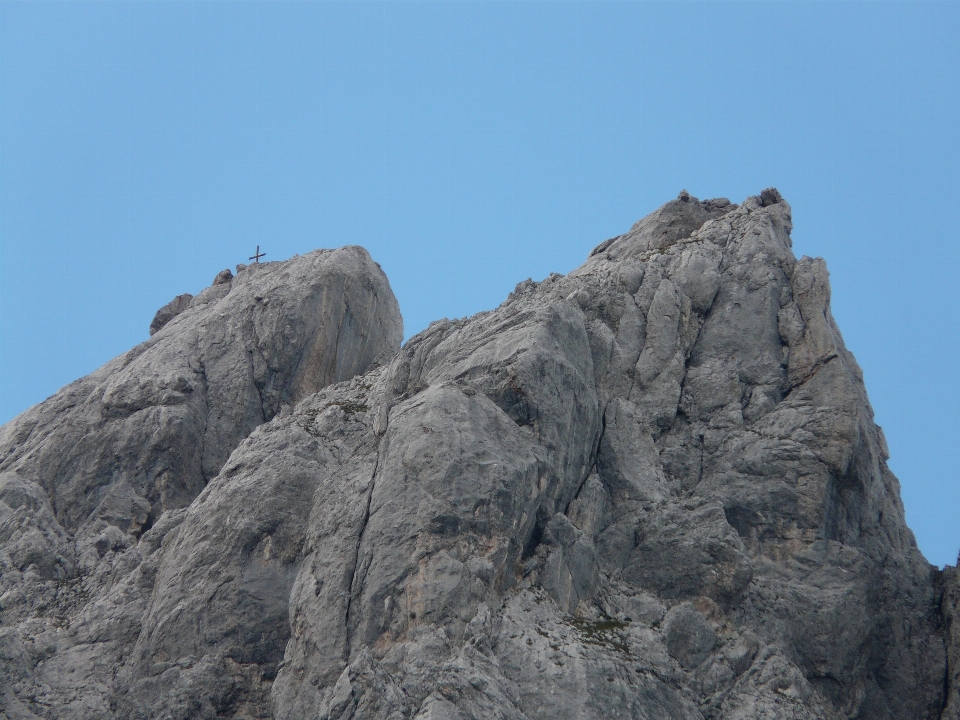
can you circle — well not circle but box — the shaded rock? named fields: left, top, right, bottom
left=940, top=566, right=960, bottom=720
left=760, top=187, right=783, bottom=206
left=541, top=513, right=600, bottom=613
left=619, top=498, right=753, bottom=608
left=664, top=602, right=717, bottom=669
left=149, top=292, right=193, bottom=335
left=213, top=268, right=234, bottom=285
left=588, top=190, right=737, bottom=259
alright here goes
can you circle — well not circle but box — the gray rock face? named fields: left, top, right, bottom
left=0, top=246, right=402, bottom=718
left=0, top=193, right=953, bottom=720
left=941, top=567, right=960, bottom=720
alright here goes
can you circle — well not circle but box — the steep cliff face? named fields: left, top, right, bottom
left=0, top=246, right=402, bottom=718
left=0, top=193, right=952, bottom=720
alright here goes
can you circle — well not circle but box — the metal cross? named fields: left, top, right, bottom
left=249, top=245, right=266, bottom=263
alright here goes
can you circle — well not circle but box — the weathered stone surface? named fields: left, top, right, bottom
left=1, top=246, right=401, bottom=531
left=0, top=246, right=401, bottom=718
left=0, top=191, right=953, bottom=720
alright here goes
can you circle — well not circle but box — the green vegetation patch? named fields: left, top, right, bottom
left=567, top=616, right=632, bottom=656
left=325, top=400, right=369, bottom=414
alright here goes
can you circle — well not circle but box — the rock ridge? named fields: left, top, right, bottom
left=0, top=192, right=954, bottom=720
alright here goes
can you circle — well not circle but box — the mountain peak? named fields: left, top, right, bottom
left=0, top=193, right=953, bottom=720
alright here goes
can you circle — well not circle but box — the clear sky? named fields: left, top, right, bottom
left=1, top=1, right=957, bottom=566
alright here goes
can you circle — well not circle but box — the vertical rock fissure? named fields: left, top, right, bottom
left=252, top=356, right=269, bottom=423
left=696, top=434, right=705, bottom=491
left=343, top=421, right=386, bottom=661
left=328, top=295, right=348, bottom=384
left=937, top=580, right=953, bottom=720
left=196, top=337, right=211, bottom=485
left=565, top=404, right=606, bottom=517
left=243, top=311, right=271, bottom=423
left=939, top=657, right=950, bottom=720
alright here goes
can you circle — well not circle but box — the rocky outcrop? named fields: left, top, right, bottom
left=0, top=246, right=402, bottom=718
left=0, top=193, right=952, bottom=720
left=149, top=293, right=193, bottom=335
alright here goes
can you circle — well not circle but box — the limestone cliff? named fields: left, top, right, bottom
left=0, top=193, right=953, bottom=719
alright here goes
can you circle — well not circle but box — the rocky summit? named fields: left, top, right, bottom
left=0, top=191, right=956, bottom=720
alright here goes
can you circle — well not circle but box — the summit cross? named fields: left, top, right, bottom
left=249, top=245, right=266, bottom=263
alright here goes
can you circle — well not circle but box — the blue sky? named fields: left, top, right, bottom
left=1, top=1, right=957, bottom=566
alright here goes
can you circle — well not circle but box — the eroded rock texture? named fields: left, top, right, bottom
left=0, top=193, right=954, bottom=720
